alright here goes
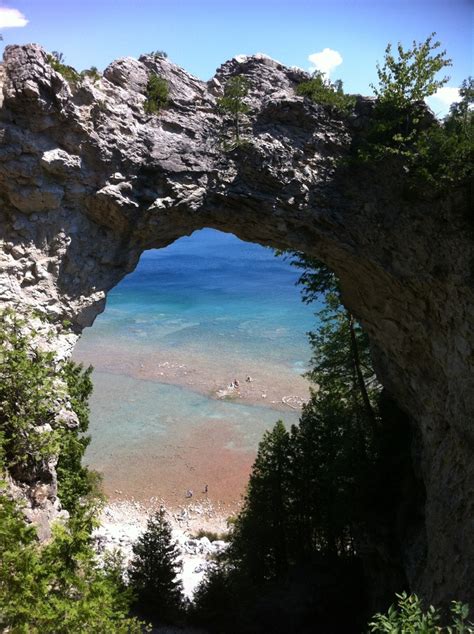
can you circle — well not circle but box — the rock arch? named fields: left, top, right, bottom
left=0, top=44, right=472, bottom=605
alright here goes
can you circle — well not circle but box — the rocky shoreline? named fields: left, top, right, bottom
left=94, top=500, right=232, bottom=599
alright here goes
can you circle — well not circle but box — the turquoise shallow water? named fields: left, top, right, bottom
left=75, top=229, right=319, bottom=503
left=86, top=371, right=302, bottom=465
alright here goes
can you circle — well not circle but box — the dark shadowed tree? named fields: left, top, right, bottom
left=231, top=421, right=291, bottom=582
left=128, top=508, right=185, bottom=623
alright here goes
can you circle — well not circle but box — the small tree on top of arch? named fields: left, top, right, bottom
left=371, top=32, right=452, bottom=107
left=217, top=75, right=250, bottom=142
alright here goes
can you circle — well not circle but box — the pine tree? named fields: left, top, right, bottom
left=128, top=508, right=184, bottom=623
left=231, top=421, right=291, bottom=582
left=217, top=75, right=250, bottom=142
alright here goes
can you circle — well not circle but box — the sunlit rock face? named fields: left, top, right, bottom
left=0, top=43, right=472, bottom=607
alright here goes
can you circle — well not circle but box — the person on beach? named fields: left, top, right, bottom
left=186, top=489, right=193, bottom=498
left=203, top=484, right=208, bottom=495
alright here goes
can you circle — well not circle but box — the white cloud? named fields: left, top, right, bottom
left=429, top=86, right=461, bottom=106
left=0, top=7, right=28, bottom=28
left=308, top=48, right=342, bottom=78
left=426, top=86, right=462, bottom=118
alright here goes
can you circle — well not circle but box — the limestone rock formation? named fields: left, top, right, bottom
left=0, top=44, right=472, bottom=606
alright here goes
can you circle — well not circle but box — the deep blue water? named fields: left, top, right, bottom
left=86, top=228, right=318, bottom=367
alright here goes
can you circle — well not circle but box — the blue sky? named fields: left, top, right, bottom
left=0, top=1, right=472, bottom=115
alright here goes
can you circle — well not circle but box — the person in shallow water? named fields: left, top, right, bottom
left=186, top=489, right=193, bottom=498
left=203, top=484, right=208, bottom=494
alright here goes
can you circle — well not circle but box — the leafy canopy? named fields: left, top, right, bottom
left=0, top=310, right=99, bottom=515
left=371, top=32, right=452, bottom=107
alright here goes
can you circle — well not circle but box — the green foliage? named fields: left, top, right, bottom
left=48, top=52, right=101, bottom=85
left=56, top=361, right=102, bottom=514
left=0, top=311, right=63, bottom=476
left=144, top=73, right=169, bottom=114
left=0, top=310, right=96, bottom=515
left=128, top=508, right=185, bottom=622
left=149, top=50, right=168, bottom=59
left=369, top=592, right=474, bottom=633
left=217, top=75, right=250, bottom=142
left=0, top=490, right=145, bottom=632
left=47, top=51, right=80, bottom=84
left=80, top=65, right=101, bottom=82
left=357, top=35, right=472, bottom=193
left=0, top=310, right=144, bottom=631
left=296, top=71, right=356, bottom=113
left=371, top=33, right=451, bottom=107
left=192, top=256, right=388, bottom=630
left=413, top=77, right=474, bottom=190
left=231, top=421, right=291, bottom=581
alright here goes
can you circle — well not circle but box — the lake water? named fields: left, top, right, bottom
left=73, top=229, right=319, bottom=508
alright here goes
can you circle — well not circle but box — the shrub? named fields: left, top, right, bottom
left=144, top=73, right=169, bottom=114
left=47, top=52, right=80, bottom=84
left=0, top=310, right=64, bottom=476
left=149, top=50, right=168, bottom=59
left=369, top=592, right=474, bottom=633
left=192, top=528, right=231, bottom=542
left=371, top=32, right=451, bottom=107
left=0, top=310, right=96, bottom=515
left=296, top=71, right=356, bottom=113
left=0, top=488, right=145, bottom=632
left=80, top=66, right=101, bottom=82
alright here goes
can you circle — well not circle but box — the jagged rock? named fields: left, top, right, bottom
left=0, top=43, right=472, bottom=607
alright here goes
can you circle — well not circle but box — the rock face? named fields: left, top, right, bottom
left=0, top=44, right=472, bottom=606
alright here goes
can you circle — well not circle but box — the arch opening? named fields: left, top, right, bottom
left=73, top=228, right=318, bottom=511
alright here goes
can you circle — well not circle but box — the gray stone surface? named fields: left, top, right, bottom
left=0, top=43, right=473, bottom=605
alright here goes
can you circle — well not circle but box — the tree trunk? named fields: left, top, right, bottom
left=348, top=312, right=379, bottom=432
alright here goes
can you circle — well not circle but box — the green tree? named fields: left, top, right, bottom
left=360, top=33, right=452, bottom=160
left=217, top=75, right=250, bottom=142
left=0, top=474, right=143, bottom=632
left=371, top=33, right=451, bottom=106
left=0, top=310, right=97, bottom=516
left=128, top=508, right=185, bottom=623
left=413, top=76, right=474, bottom=190
left=306, top=291, right=379, bottom=431
left=56, top=361, right=104, bottom=515
left=231, top=421, right=291, bottom=582
left=0, top=311, right=64, bottom=478
left=0, top=310, right=144, bottom=631
left=144, top=73, right=169, bottom=114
